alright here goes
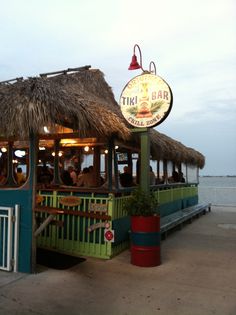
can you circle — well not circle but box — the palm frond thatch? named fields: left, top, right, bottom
left=0, top=67, right=205, bottom=168
left=0, top=69, right=130, bottom=140
left=150, top=129, right=205, bottom=169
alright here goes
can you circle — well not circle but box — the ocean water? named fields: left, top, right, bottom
left=199, top=176, right=236, bottom=187
left=198, top=176, right=236, bottom=206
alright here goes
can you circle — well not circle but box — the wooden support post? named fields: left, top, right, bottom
left=127, top=150, right=132, bottom=174
left=186, top=164, right=188, bottom=184
left=30, top=132, right=39, bottom=273
left=7, top=141, right=17, bottom=186
left=52, top=139, right=61, bottom=185
left=172, top=162, right=175, bottom=173
left=108, top=138, right=113, bottom=191
left=140, top=129, right=150, bottom=192
left=94, top=146, right=101, bottom=186
left=163, top=160, right=168, bottom=184
left=113, top=145, right=119, bottom=189
left=178, top=163, right=182, bottom=175
left=132, top=128, right=150, bottom=192
left=157, top=160, right=160, bottom=182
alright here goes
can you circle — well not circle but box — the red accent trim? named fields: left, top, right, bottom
left=131, top=215, right=160, bottom=233
left=131, top=246, right=161, bottom=267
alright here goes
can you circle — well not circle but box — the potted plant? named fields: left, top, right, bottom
left=123, top=187, right=161, bottom=267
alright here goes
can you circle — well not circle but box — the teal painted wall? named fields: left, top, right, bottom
left=0, top=133, right=37, bottom=273
left=0, top=189, right=33, bottom=273
left=112, top=216, right=130, bottom=245
left=159, top=196, right=198, bottom=217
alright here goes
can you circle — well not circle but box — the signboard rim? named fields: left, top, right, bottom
left=119, top=72, right=173, bottom=128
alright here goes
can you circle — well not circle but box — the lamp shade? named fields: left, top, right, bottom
left=128, top=54, right=142, bottom=70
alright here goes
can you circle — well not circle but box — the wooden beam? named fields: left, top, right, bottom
left=39, top=65, right=91, bottom=77
left=34, top=205, right=111, bottom=221
left=34, top=214, right=55, bottom=237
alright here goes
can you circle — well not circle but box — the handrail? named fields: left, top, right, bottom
left=34, top=205, right=111, bottom=221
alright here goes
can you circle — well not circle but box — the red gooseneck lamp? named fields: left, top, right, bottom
left=128, top=44, right=144, bottom=71
left=128, top=44, right=157, bottom=75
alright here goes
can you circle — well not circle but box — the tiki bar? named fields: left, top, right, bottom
left=0, top=66, right=207, bottom=273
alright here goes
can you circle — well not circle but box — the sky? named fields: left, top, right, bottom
left=0, top=0, right=235, bottom=175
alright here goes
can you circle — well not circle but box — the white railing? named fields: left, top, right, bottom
left=198, top=187, right=236, bottom=206
left=0, top=205, right=20, bottom=272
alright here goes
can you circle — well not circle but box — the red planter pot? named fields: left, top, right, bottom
left=130, top=215, right=161, bottom=267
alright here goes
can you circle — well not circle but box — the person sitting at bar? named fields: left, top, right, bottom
left=168, top=171, right=180, bottom=183
left=157, top=175, right=166, bottom=184
left=16, top=167, right=26, bottom=185
left=37, top=164, right=53, bottom=185
left=88, top=165, right=98, bottom=187
left=68, top=166, right=77, bottom=186
left=77, top=166, right=99, bottom=187
left=120, top=166, right=134, bottom=187
left=101, top=174, right=121, bottom=189
left=77, top=167, right=90, bottom=187
left=61, top=169, right=73, bottom=186
left=179, top=171, right=185, bottom=183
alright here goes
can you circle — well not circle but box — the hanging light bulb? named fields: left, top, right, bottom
left=15, top=150, right=26, bottom=158
left=43, top=126, right=50, bottom=133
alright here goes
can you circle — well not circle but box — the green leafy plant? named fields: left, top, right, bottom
left=150, top=100, right=165, bottom=114
left=126, top=100, right=165, bottom=116
left=123, top=187, right=159, bottom=216
left=126, top=106, right=138, bottom=115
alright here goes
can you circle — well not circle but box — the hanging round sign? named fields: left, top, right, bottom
left=119, top=73, right=173, bottom=128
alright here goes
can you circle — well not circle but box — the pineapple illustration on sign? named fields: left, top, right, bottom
left=136, top=83, right=153, bottom=118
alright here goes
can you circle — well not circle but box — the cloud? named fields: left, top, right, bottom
left=0, top=0, right=235, bottom=175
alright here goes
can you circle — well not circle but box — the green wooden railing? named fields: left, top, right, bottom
left=36, top=191, right=114, bottom=259
left=36, top=185, right=198, bottom=259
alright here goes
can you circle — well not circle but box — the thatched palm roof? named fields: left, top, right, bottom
left=0, top=67, right=130, bottom=140
left=150, top=129, right=205, bottom=168
left=0, top=67, right=205, bottom=168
